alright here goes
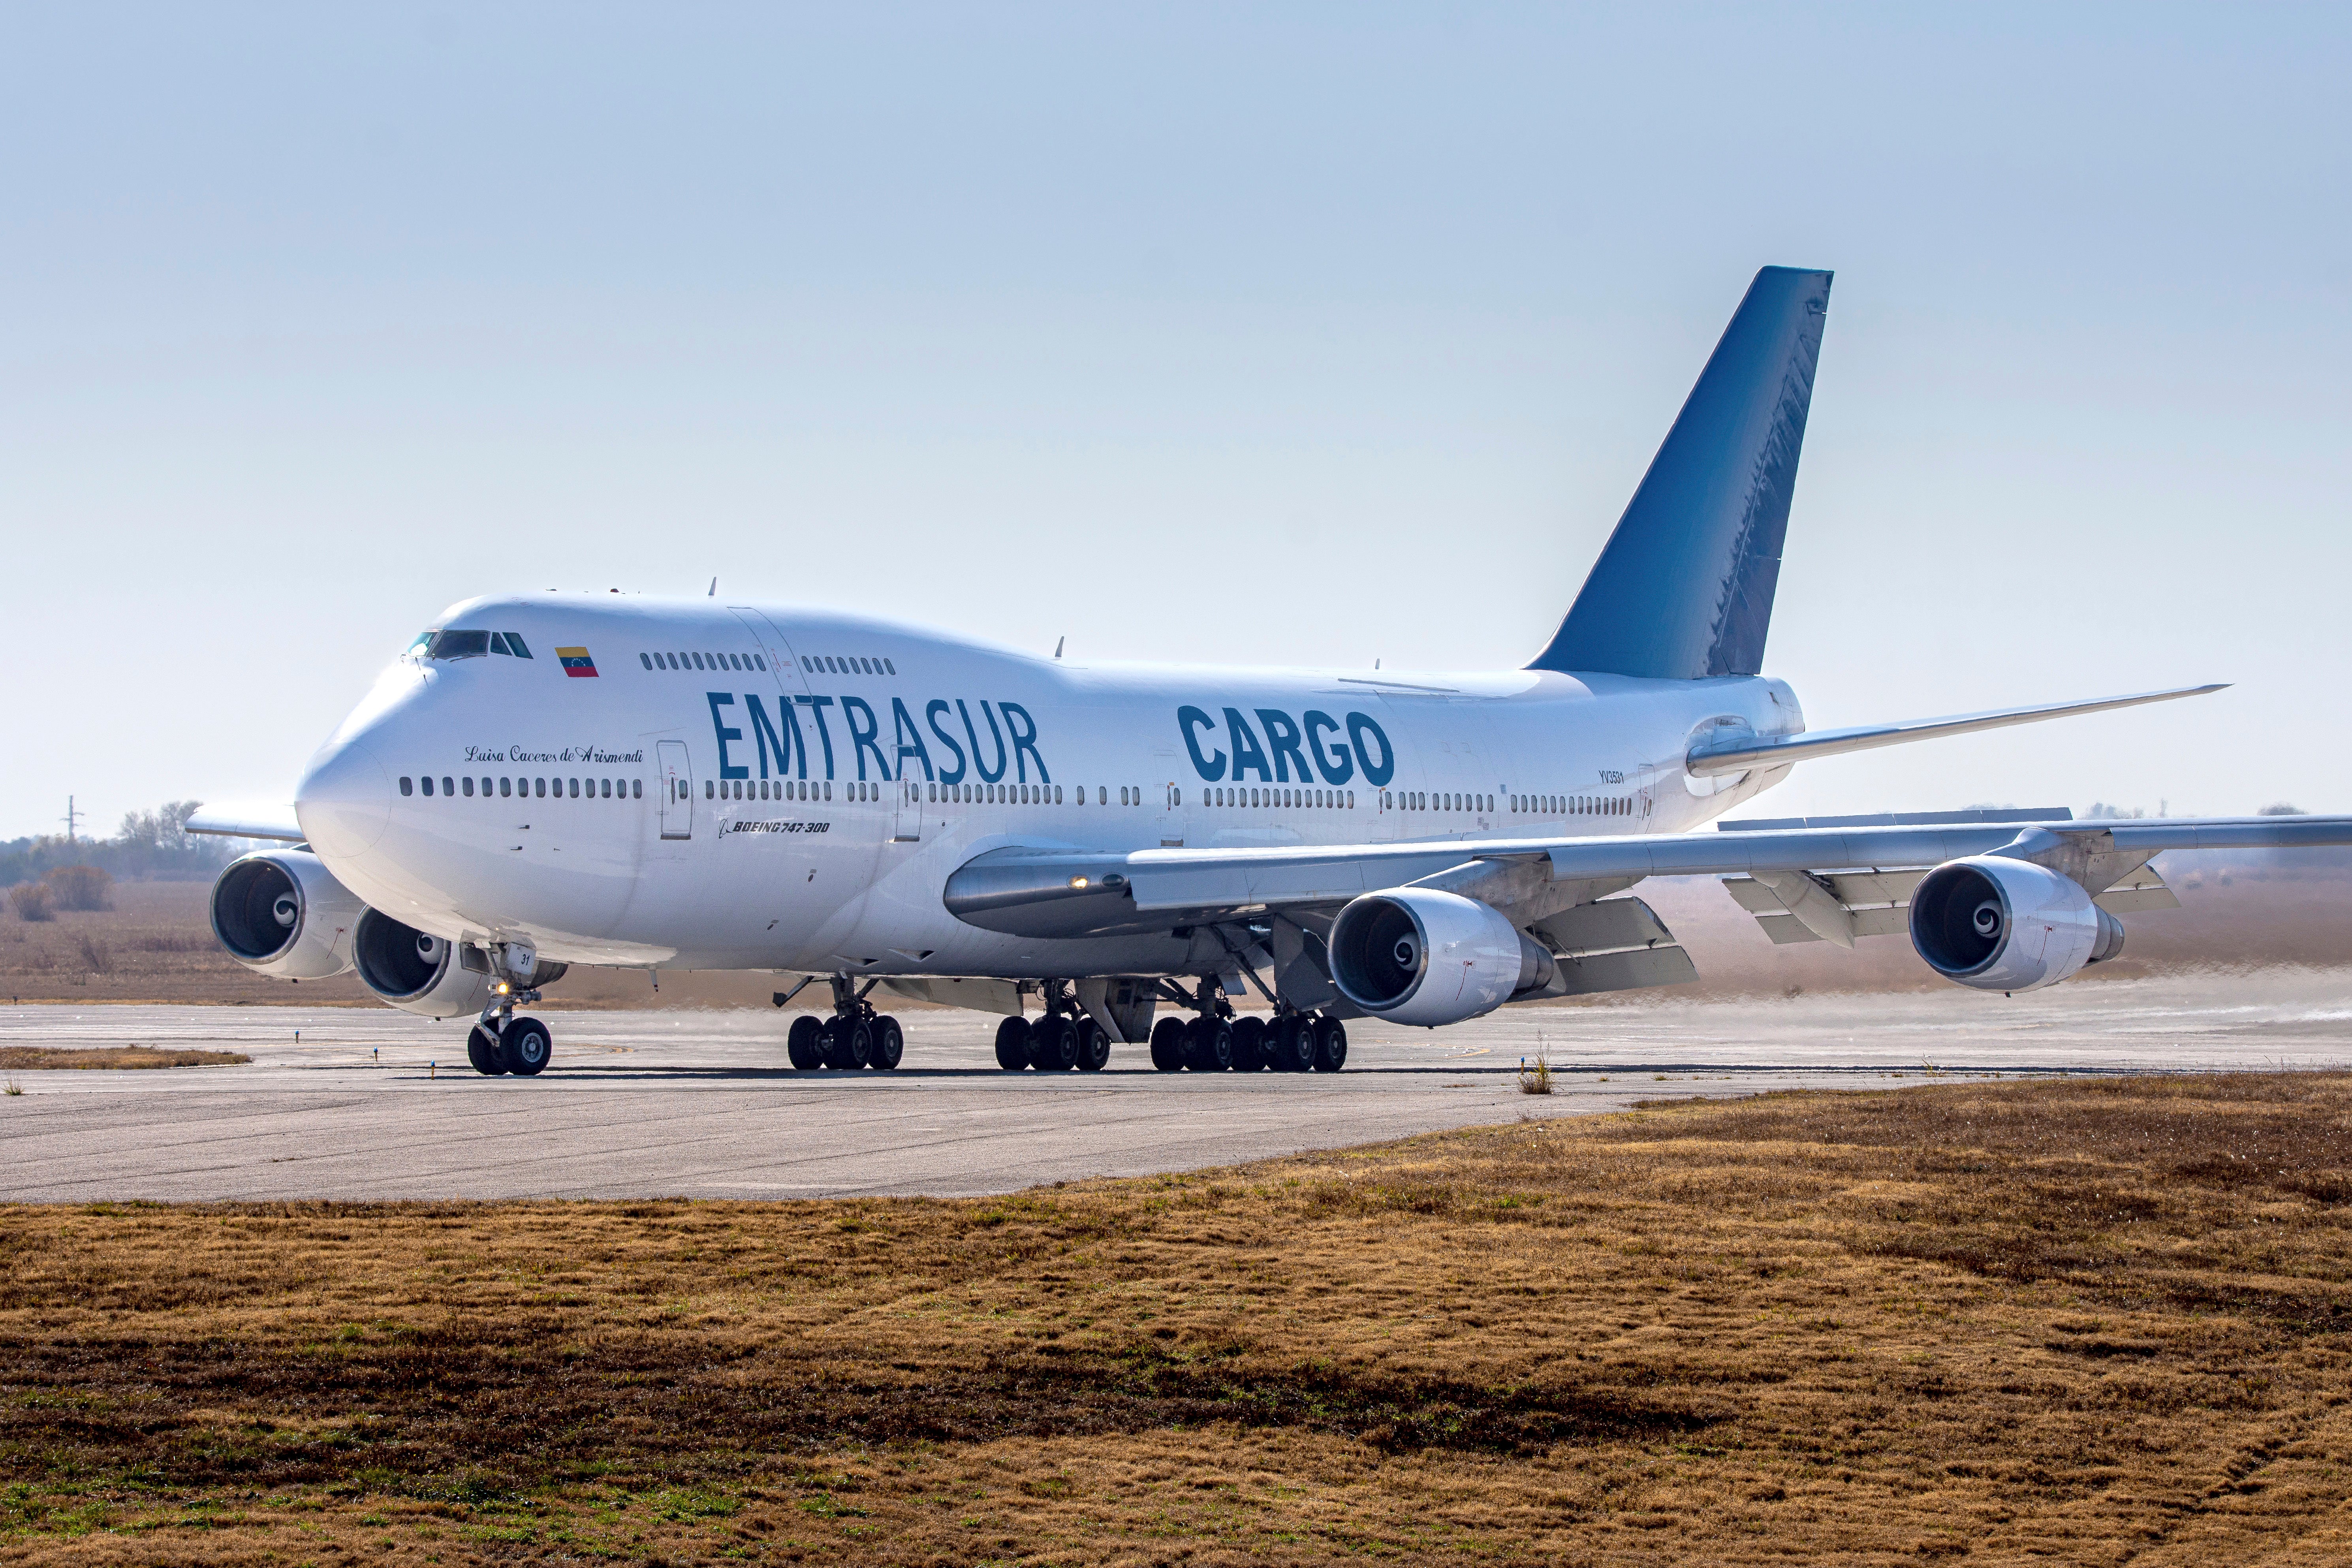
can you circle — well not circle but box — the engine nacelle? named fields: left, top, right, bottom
left=353, top=908, right=499, bottom=1019
left=1329, top=888, right=1555, bottom=1027
left=208, top=850, right=364, bottom=980
left=1909, top=855, right=2125, bottom=993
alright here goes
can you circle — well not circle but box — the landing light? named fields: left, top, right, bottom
left=1068, top=876, right=1089, bottom=889
left=494, top=981, right=511, bottom=995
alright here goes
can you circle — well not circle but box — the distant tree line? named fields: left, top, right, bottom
left=0, top=802, right=261, bottom=888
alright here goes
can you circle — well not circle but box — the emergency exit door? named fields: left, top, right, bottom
left=658, top=741, right=694, bottom=840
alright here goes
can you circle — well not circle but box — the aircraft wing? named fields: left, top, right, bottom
left=184, top=802, right=305, bottom=843
left=946, top=812, right=2352, bottom=940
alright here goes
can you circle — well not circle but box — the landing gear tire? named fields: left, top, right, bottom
left=1185, top=1015, right=1233, bottom=1072
left=1029, top=1014, right=1079, bottom=1071
left=1312, top=1013, right=1348, bottom=1072
left=467, top=1024, right=507, bottom=1077
left=1148, top=1015, right=1186, bottom=1072
left=995, top=1015, right=1033, bottom=1072
left=1268, top=1013, right=1315, bottom=1073
left=1075, top=1016, right=1111, bottom=1072
left=502, top=1016, right=552, bottom=1077
left=870, top=1014, right=904, bottom=1070
left=825, top=1017, right=874, bottom=1070
left=1229, top=1015, right=1267, bottom=1072
left=787, top=1014, right=825, bottom=1071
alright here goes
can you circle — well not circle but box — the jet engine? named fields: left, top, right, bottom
left=208, top=849, right=365, bottom=980
left=1329, top=888, right=1556, bottom=1026
left=353, top=908, right=500, bottom=1019
left=1908, top=855, right=2125, bottom=993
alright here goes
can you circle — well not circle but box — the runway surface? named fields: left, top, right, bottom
left=4, top=970, right=2350, bottom=1201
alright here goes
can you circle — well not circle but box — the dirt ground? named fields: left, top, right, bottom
left=8, top=857, right=2352, bottom=1010
left=4, top=1072, right=2352, bottom=1564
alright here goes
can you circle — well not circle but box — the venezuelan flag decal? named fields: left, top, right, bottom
left=556, top=647, right=598, bottom=678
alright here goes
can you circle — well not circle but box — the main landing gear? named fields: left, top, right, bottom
left=993, top=981, right=1113, bottom=1072
left=1149, top=1006, right=1346, bottom=1073
left=783, top=974, right=905, bottom=1072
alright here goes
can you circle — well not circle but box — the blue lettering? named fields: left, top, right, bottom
left=959, top=699, right=1007, bottom=784
left=745, top=694, right=806, bottom=779
left=1000, top=702, right=1048, bottom=784
left=794, top=695, right=838, bottom=778
left=707, top=693, right=748, bottom=780
left=892, top=698, right=937, bottom=781
left=1222, top=707, right=1272, bottom=783
left=842, top=696, right=892, bottom=781
left=1347, top=711, right=1395, bottom=788
left=1257, top=709, right=1310, bottom=784
left=1304, top=710, right=1354, bottom=785
left=925, top=699, right=968, bottom=784
left=1179, top=705, right=1226, bottom=780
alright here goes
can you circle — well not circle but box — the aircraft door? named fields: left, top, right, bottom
left=658, top=741, right=694, bottom=840
left=893, top=776, right=920, bottom=843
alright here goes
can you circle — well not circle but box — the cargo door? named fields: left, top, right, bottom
left=657, top=741, right=694, bottom=840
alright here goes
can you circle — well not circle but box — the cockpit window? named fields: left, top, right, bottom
left=424, top=630, right=493, bottom=659
left=502, top=632, right=532, bottom=659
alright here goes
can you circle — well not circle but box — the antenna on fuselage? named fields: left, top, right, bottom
left=1054, top=637, right=1064, bottom=659
left=708, top=577, right=718, bottom=596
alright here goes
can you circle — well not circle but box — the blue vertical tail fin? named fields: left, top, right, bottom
left=1529, top=265, right=1831, bottom=680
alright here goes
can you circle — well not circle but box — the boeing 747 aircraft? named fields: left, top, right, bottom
left=190, top=267, right=2352, bottom=1078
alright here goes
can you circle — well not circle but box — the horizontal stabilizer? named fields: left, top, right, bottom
left=184, top=802, right=304, bottom=843
left=1685, top=685, right=2226, bottom=778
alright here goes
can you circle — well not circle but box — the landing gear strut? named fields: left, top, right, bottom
left=470, top=946, right=553, bottom=1077
left=784, top=975, right=904, bottom=1072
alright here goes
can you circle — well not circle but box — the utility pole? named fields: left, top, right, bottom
left=61, top=795, right=80, bottom=844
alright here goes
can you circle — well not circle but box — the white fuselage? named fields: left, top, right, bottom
left=295, top=594, right=1802, bottom=978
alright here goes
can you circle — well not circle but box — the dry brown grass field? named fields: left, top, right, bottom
left=0, top=1047, right=248, bottom=1072
left=6, top=1073, right=2352, bottom=1564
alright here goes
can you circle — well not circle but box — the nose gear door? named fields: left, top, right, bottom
left=657, top=741, right=694, bottom=840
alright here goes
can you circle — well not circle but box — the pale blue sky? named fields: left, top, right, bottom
left=5, top=4, right=2347, bottom=837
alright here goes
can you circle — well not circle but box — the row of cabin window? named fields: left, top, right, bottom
left=692, top=780, right=1139, bottom=806
left=638, top=650, right=899, bottom=677
left=1378, top=790, right=1494, bottom=813
left=644, top=650, right=766, bottom=673
left=926, top=782, right=1145, bottom=806
left=1203, top=786, right=1356, bottom=810
left=707, top=777, right=830, bottom=801
left=402, top=775, right=639, bottom=800
left=1510, top=793, right=1630, bottom=816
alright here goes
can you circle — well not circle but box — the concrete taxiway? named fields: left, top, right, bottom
left=4, top=970, right=2350, bottom=1202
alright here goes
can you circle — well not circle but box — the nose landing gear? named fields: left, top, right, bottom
left=468, top=944, right=553, bottom=1077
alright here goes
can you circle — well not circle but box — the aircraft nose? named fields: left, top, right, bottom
left=297, top=738, right=393, bottom=861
